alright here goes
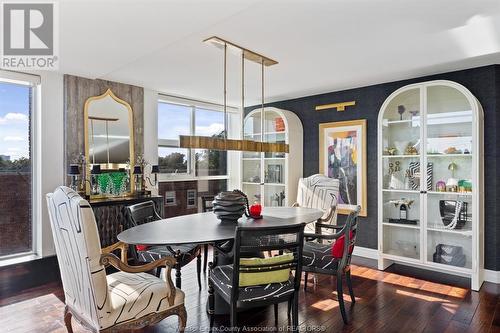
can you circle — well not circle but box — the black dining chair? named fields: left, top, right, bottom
left=208, top=224, right=305, bottom=331
left=301, top=206, right=360, bottom=324
left=126, top=201, right=203, bottom=290
left=201, top=195, right=215, bottom=273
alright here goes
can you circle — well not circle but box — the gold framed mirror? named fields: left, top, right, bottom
left=84, top=89, right=135, bottom=198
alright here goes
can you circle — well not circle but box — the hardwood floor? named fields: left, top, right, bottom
left=1, top=256, right=499, bottom=332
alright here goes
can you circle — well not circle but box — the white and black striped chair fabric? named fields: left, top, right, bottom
left=295, top=174, right=339, bottom=238
left=302, top=242, right=339, bottom=270
left=46, top=186, right=186, bottom=332
left=210, top=265, right=295, bottom=304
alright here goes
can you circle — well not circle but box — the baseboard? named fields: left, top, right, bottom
left=0, top=255, right=61, bottom=298
left=484, top=269, right=500, bottom=284
left=353, top=246, right=500, bottom=285
left=352, top=246, right=378, bottom=260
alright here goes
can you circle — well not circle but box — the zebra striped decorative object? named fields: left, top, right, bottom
left=407, top=162, right=433, bottom=190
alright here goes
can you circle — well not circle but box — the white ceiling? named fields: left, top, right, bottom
left=59, top=0, right=500, bottom=106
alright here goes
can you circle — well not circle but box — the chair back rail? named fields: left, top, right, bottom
left=231, top=224, right=305, bottom=302
left=338, top=206, right=360, bottom=271
left=127, top=201, right=162, bottom=227
left=201, top=195, right=215, bottom=212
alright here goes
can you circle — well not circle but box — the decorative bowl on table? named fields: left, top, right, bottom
left=212, top=190, right=249, bottom=223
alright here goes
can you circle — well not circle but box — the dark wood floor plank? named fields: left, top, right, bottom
left=0, top=256, right=498, bottom=333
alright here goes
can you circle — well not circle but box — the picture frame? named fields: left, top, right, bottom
left=319, top=119, right=367, bottom=216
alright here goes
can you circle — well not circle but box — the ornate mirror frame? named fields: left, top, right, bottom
left=84, top=89, right=135, bottom=197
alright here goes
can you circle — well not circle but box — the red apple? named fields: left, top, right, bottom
left=249, top=203, right=262, bottom=217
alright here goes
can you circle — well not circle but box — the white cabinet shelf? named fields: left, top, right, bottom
left=378, top=80, right=484, bottom=290
left=241, top=107, right=303, bottom=207
left=382, top=222, right=420, bottom=230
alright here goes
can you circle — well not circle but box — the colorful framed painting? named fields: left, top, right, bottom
left=319, top=119, right=367, bottom=216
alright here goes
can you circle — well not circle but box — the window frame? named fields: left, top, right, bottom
left=0, top=70, right=40, bottom=261
left=157, top=95, right=238, bottom=181
left=164, top=191, right=177, bottom=206
left=186, top=189, right=197, bottom=209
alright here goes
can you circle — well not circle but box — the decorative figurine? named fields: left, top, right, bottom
left=409, top=110, right=419, bottom=117
left=397, top=105, right=406, bottom=120
left=386, top=147, right=397, bottom=155
left=405, top=145, right=418, bottom=155
left=444, top=147, right=460, bottom=154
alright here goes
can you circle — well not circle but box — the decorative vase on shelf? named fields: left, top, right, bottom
left=212, top=190, right=249, bottom=223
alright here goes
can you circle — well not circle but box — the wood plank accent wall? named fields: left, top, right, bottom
left=63, top=74, right=144, bottom=180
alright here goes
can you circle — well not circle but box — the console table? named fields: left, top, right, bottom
left=89, top=195, right=164, bottom=247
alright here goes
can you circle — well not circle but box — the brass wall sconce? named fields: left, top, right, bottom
left=315, top=101, right=356, bottom=112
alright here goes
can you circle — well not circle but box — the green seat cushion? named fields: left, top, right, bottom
left=239, top=253, right=294, bottom=287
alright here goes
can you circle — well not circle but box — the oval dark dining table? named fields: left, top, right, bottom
left=117, top=206, right=324, bottom=315
left=117, top=207, right=323, bottom=246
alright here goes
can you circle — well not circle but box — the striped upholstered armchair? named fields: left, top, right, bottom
left=46, top=187, right=186, bottom=332
left=293, top=174, right=339, bottom=237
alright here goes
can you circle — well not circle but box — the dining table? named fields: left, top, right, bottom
left=117, top=206, right=324, bottom=314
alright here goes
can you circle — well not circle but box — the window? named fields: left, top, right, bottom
left=187, top=189, right=197, bottom=208
left=165, top=191, right=176, bottom=206
left=0, top=75, right=37, bottom=258
left=195, top=108, right=227, bottom=176
left=158, top=103, right=191, bottom=174
left=157, top=98, right=232, bottom=177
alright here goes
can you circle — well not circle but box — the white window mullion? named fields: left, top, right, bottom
left=189, top=105, right=196, bottom=176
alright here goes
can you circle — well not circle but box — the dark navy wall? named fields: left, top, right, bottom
left=250, top=65, right=500, bottom=271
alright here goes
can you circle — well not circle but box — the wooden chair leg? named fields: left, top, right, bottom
left=287, top=299, right=292, bottom=318
left=203, top=244, right=209, bottom=273
left=274, top=303, right=279, bottom=326
left=175, top=263, right=182, bottom=289
left=64, top=306, right=73, bottom=333
left=346, top=270, right=355, bottom=304
left=292, top=294, right=299, bottom=332
left=337, top=273, right=348, bottom=324
left=304, top=272, right=308, bottom=291
left=178, top=305, right=187, bottom=333
left=196, top=253, right=202, bottom=290
left=230, top=303, right=238, bottom=330
left=208, top=279, right=215, bottom=315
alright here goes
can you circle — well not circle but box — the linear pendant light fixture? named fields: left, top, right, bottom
left=179, top=36, right=289, bottom=153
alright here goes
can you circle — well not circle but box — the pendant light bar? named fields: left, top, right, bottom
left=203, top=36, right=278, bottom=66
left=179, top=36, right=288, bottom=154
left=179, top=135, right=289, bottom=153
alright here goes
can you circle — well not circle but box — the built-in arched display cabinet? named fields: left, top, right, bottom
left=241, top=107, right=303, bottom=207
left=377, top=80, right=484, bottom=290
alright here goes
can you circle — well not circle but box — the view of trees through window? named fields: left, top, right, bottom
left=0, top=81, right=33, bottom=257
left=158, top=102, right=227, bottom=176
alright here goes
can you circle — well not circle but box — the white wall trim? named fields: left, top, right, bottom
left=484, top=270, right=500, bottom=284
left=352, top=246, right=378, bottom=260
left=353, top=246, right=500, bottom=285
